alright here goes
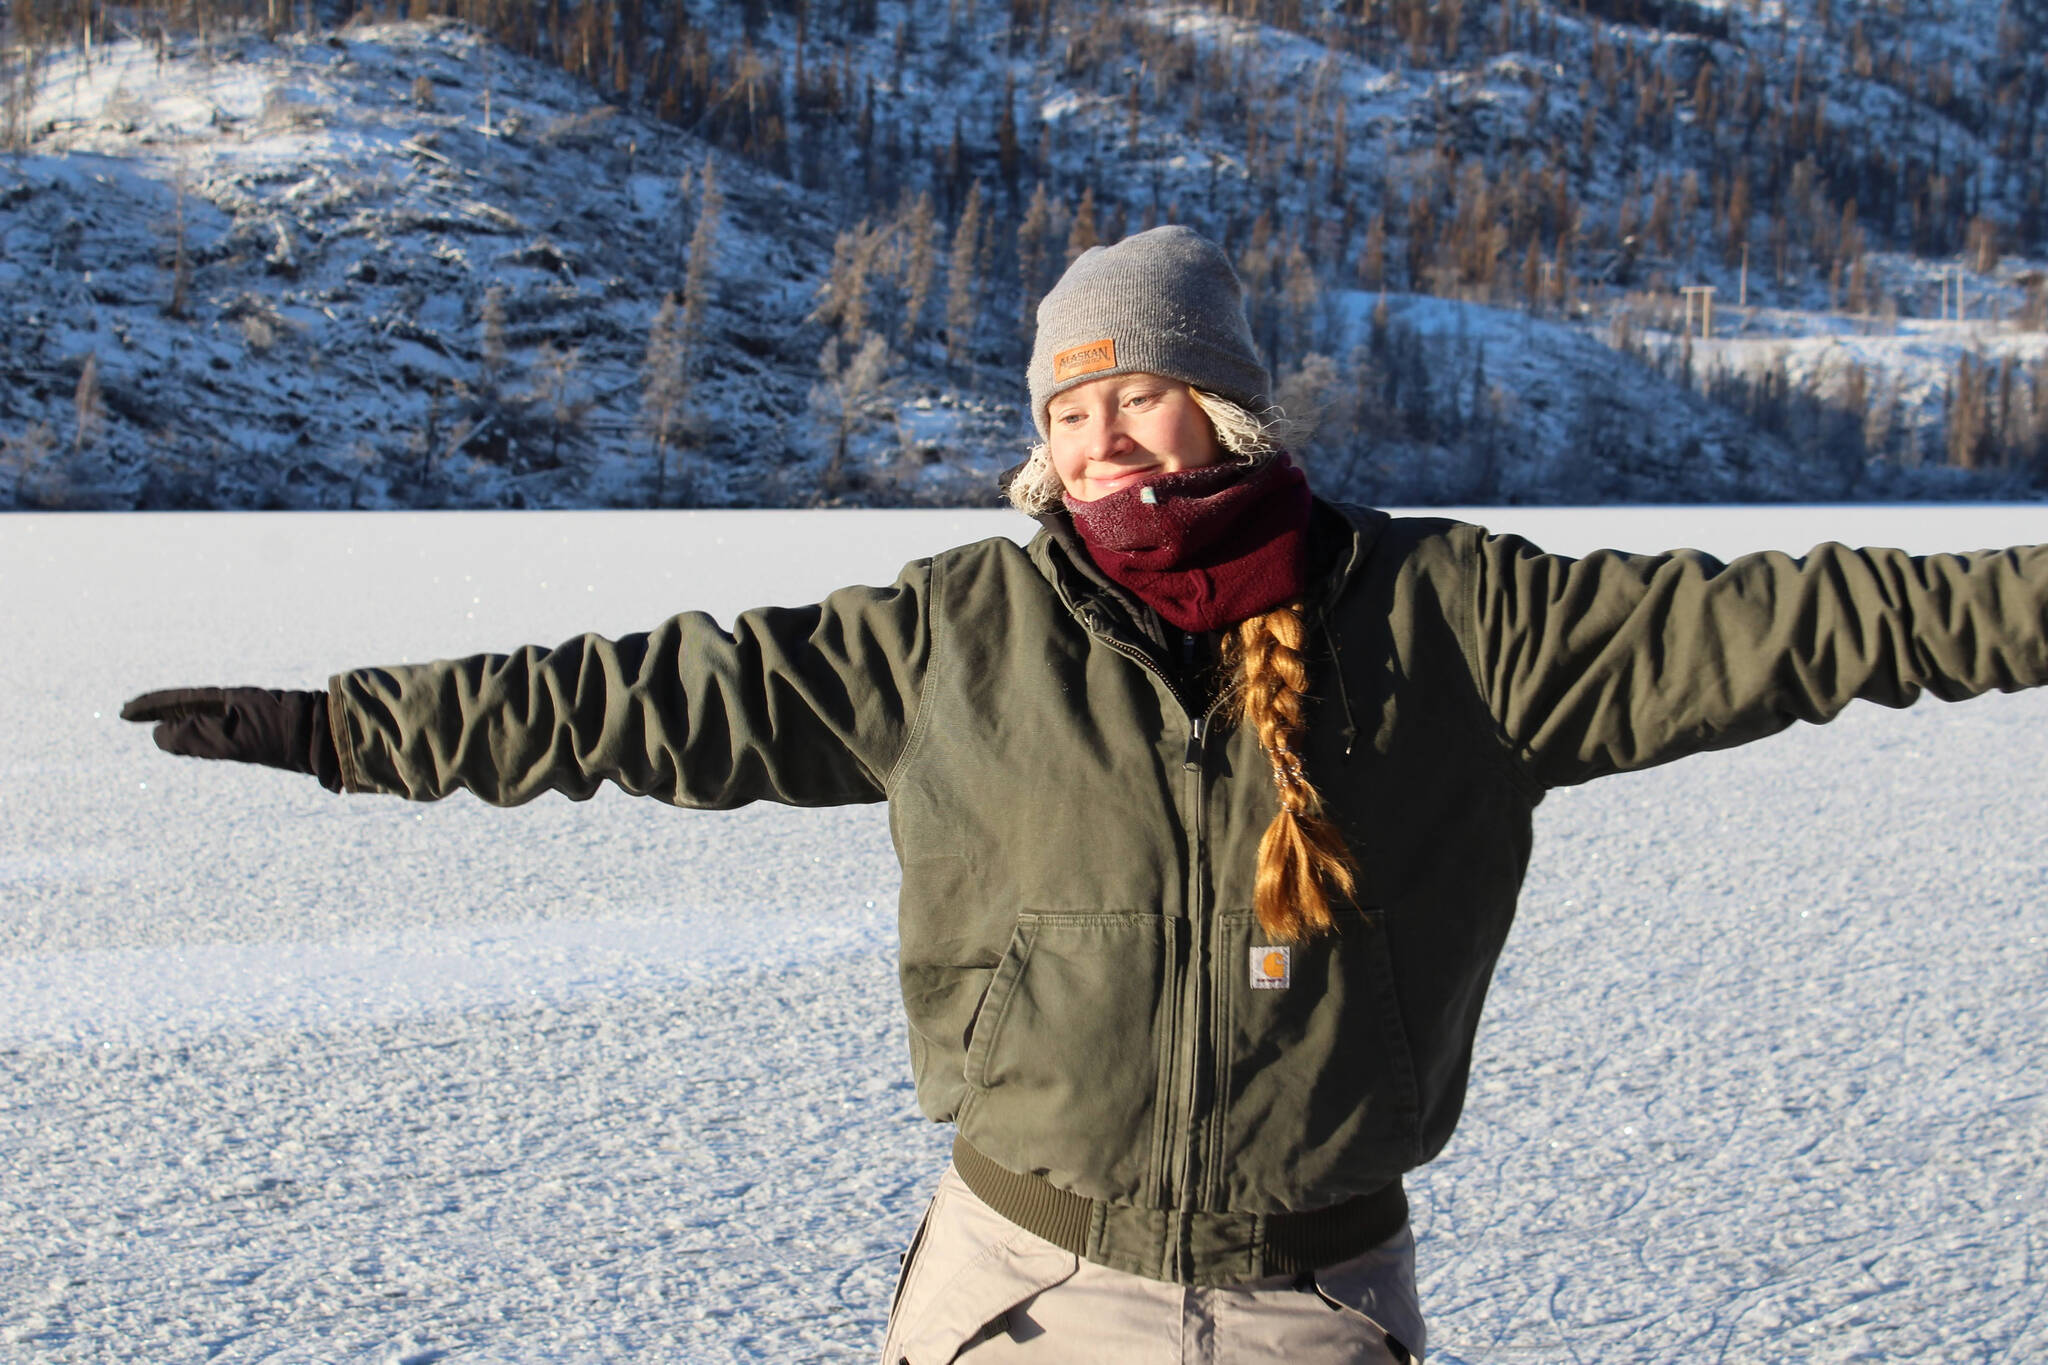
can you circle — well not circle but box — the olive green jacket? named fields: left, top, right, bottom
left=329, top=508, right=2048, bottom=1282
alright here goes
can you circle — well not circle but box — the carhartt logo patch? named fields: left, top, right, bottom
left=1251, top=946, right=1291, bottom=990
left=1053, top=338, right=1117, bottom=381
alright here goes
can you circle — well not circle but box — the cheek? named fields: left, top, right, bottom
left=1167, top=409, right=1223, bottom=470
left=1046, top=440, right=1088, bottom=494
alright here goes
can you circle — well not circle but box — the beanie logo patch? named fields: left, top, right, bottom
left=1053, top=338, right=1117, bottom=382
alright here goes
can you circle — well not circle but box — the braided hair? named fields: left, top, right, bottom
left=1224, top=603, right=1356, bottom=942
left=1013, top=382, right=1349, bottom=937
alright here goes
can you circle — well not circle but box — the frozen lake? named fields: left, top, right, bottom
left=3, top=505, right=2046, bottom=1363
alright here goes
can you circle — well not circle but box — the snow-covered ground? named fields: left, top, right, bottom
left=4, top=505, right=2047, bottom=1363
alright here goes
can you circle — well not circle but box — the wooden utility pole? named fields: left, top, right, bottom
left=1739, top=243, right=1748, bottom=307
left=1682, top=285, right=1716, bottom=339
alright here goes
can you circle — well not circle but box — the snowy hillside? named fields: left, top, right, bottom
left=4, top=506, right=2048, bottom=1362
left=2, top=22, right=995, bottom=511
left=2, top=1, right=2045, bottom=508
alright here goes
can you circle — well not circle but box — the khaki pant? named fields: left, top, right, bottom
left=880, top=1167, right=1425, bottom=1365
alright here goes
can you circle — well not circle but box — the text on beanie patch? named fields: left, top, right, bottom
left=1053, top=338, right=1117, bottom=381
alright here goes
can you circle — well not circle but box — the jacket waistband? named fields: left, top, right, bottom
left=951, top=1135, right=1409, bottom=1285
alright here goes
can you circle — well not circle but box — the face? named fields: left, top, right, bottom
left=1045, top=373, right=1223, bottom=502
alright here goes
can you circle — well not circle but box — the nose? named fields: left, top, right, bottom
left=1084, top=412, right=1134, bottom=461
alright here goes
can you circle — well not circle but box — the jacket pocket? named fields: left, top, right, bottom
left=902, top=963, right=1000, bottom=1123
left=958, top=912, right=1172, bottom=1204
left=1215, top=908, right=1424, bottom=1208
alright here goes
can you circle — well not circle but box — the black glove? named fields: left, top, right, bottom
left=120, top=687, right=345, bottom=792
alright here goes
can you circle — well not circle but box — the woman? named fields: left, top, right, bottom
left=124, top=227, right=2048, bottom=1364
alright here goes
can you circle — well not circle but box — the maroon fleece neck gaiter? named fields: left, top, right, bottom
left=1064, top=456, right=1312, bottom=633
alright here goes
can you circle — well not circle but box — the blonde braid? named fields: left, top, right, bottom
left=1225, top=602, right=1356, bottom=942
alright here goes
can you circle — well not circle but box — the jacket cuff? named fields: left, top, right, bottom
left=324, top=679, right=368, bottom=794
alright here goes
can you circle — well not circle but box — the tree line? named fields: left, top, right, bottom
left=6, top=0, right=2046, bottom=501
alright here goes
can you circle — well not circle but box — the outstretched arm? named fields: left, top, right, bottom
left=1466, top=533, right=2048, bottom=789
left=126, top=562, right=935, bottom=810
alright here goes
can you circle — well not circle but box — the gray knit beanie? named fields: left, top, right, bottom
left=1027, top=225, right=1269, bottom=438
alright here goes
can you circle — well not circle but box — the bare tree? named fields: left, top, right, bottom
left=1017, top=181, right=1054, bottom=334
left=640, top=292, right=689, bottom=502
left=529, top=342, right=589, bottom=470
left=2022, top=276, right=2048, bottom=332
left=1863, top=377, right=1901, bottom=465
left=1280, top=241, right=1320, bottom=365
left=1946, top=353, right=1990, bottom=470
left=899, top=190, right=937, bottom=347
left=1968, top=215, right=2000, bottom=275
left=1273, top=352, right=1346, bottom=466
left=166, top=164, right=194, bottom=321
left=1358, top=213, right=1386, bottom=293
left=73, top=353, right=103, bottom=454
left=810, top=331, right=894, bottom=493
left=1066, top=186, right=1100, bottom=264
left=812, top=220, right=890, bottom=344
left=1723, top=169, right=1751, bottom=268
left=344, top=442, right=380, bottom=511
left=996, top=69, right=1019, bottom=195
left=1, top=422, right=59, bottom=508
left=478, top=286, right=510, bottom=392
left=2029, top=359, right=2048, bottom=470
left=945, top=181, right=984, bottom=374
left=3, top=44, right=38, bottom=153
left=680, top=157, right=723, bottom=357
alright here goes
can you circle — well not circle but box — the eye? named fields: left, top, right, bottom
left=1124, top=390, right=1159, bottom=409
left=1055, top=409, right=1085, bottom=426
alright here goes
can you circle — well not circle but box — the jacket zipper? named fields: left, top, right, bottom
left=1067, top=604, right=1208, bottom=1238
left=1178, top=707, right=1208, bottom=1242
left=1040, top=521, right=1372, bottom=1264
left=1173, top=696, right=1228, bottom=1276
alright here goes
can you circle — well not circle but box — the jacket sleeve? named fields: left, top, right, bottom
left=325, top=560, right=935, bottom=808
left=1465, top=530, right=2048, bottom=789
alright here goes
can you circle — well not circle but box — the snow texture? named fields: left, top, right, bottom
left=4, top=505, right=2047, bottom=1362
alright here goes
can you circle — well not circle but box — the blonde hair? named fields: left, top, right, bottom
left=1225, top=604, right=1357, bottom=942
left=1004, top=387, right=1311, bottom=515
